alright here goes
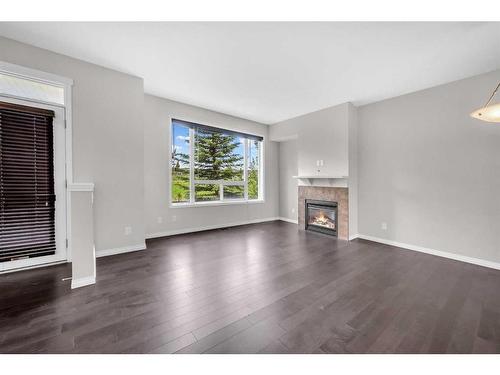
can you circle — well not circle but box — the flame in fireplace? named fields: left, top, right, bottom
left=310, top=210, right=336, bottom=229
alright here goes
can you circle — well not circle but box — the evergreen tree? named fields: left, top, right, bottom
left=194, top=129, right=243, bottom=199
left=247, top=140, right=259, bottom=199
left=171, top=146, right=190, bottom=202
left=172, top=146, right=189, bottom=170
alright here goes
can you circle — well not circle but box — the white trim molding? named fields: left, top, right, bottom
left=0, top=260, right=66, bottom=275
left=170, top=199, right=264, bottom=209
left=71, top=275, right=96, bottom=289
left=278, top=217, right=298, bottom=224
left=357, top=234, right=500, bottom=271
left=349, top=234, right=359, bottom=241
left=0, top=61, right=73, bottom=87
left=146, top=217, right=280, bottom=239
left=68, top=182, right=95, bottom=207
left=68, top=183, right=95, bottom=192
left=96, top=243, right=147, bottom=258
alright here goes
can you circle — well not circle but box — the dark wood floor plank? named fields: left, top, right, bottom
left=176, top=317, right=253, bottom=354
left=205, top=318, right=287, bottom=354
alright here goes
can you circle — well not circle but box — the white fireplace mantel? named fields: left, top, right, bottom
left=293, top=175, right=348, bottom=185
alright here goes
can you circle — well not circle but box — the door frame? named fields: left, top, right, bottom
left=0, top=61, right=74, bottom=272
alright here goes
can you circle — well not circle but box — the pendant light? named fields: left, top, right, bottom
left=470, top=82, right=500, bottom=123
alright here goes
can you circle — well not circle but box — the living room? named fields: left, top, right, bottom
left=1, top=2, right=500, bottom=372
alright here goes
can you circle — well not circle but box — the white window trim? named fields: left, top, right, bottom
left=0, top=61, right=74, bottom=268
left=169, top=117, right=265, bottom=208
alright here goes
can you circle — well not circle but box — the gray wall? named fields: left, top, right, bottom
left=348, top=103, right=358, bottom=237
left=358, top=69, right=500, bottom=263
left=144, top=94, right=279, bottom=236
left=278, top=140, right=298, bottom=221
left=296, top=104, right=349, bottom=178
left=270, top=103, right=349, bottom=178
left=271, top=102, right=357, bottom=235
left=0, top=36, right=146, bottom=252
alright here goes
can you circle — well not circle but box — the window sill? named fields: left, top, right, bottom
left=170, top=199, right=265, bottom=209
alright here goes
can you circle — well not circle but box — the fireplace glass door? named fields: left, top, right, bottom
left=305, top=200, right=338, bottom=236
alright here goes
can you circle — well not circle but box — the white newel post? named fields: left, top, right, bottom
left=68, top=183, right=96, bottom=289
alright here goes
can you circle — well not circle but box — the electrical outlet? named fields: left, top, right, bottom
left=157, top=216, right=163, bottom=224
left=381, top=222, right=388, bottom=231
left=172, top=215, right=177, bottom=222
left=291, top=208, right=295, bottom=214
left=124, top=226, right=132, bottom=235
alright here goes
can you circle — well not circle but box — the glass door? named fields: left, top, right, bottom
left=0, top=96, right=66, bottom=272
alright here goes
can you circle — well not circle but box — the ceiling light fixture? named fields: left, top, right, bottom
left=470, top=82, right=500, bottom=123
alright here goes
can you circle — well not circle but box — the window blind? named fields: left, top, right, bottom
left=172, top=118, right=264, bottom=142
left=0, top=101, right=56, bottom=263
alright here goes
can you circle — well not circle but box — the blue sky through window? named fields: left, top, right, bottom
left=172, top=121, right=245, bottom=168
left=172, top=121, right=190, bottom=162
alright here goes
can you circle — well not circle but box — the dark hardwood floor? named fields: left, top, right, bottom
left=1, top=220, right=500, bottom=354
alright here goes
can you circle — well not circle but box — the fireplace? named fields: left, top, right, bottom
left=299, top=187, right=347, bottom=239
left=305, top=199, right=338, bottom=236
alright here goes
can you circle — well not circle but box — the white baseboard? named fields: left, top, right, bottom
left=357, top=234, right=500, bottom=271
left=278, top=217, right=298, bottom=224
left=96, top=243, right=147, bottom=258
left=146, top=217, right=280, bottom=239
left=349, top=234, right=359, bottom=241
left=71, top=275, right=96, bottom=289
left=0, top=260, right=67, bottom=275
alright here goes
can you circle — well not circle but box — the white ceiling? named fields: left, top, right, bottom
left=0, top=22, right=499, bottom=124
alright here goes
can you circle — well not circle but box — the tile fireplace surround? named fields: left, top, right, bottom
left=298, top=186, right=349, bottom=240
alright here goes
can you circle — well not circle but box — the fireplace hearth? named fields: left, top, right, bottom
left=305, top=199, right=338, bottom=236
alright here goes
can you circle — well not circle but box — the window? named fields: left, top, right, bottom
left=171, top=119, right=263, bottom=205
left=0, top=73, right=65, bottom=106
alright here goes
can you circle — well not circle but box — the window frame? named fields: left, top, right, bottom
left=169, top=118, right=265, bottom=208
